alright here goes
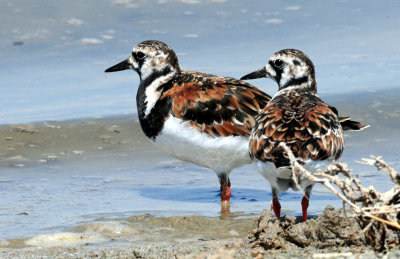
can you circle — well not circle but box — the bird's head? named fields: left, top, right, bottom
left=241, top=49, right=316, bottom=93
left=105, top=40, right=181, bottom=81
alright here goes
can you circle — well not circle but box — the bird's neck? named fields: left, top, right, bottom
left=278, top=74, right=317, bottom=95
left=136, top=66, right=176, bottom=140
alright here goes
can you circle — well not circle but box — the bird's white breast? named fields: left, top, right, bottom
left=255, top=159, right=332, bottom=193
left=153, top=115, right=251, bottom=173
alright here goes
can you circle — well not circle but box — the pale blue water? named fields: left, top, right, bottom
left=0, top=0, right=400, bottom=246
left=1, top=0, right=400, bottom=124
left=0, top=143, right=342, bottom=240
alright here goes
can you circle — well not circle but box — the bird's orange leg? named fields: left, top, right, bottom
left=219, top=174, right=231, bottom=215
left=272, top=196, right=281, bottom=219
left=221, top=183, right=231, bottom=203
left=301, top=186, right=312, bottom=222
left=301, top=195, right=309, bottom=222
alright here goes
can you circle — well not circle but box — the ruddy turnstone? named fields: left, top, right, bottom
left=241, top=49, right=365, bottom=221
left=105, top=40, right=272, bottom=211
left=105, top=41, right=365, bottom=213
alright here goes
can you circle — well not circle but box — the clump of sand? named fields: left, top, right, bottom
left=248, top=206, right=400, bottom=253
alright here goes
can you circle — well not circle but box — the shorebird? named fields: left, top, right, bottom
left=105, top=41, right=366, bottom=214
left=241, top=49, right=367, bottom=221
left=105, top=40, right=271, bottom=212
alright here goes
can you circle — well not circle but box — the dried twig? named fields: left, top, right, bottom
left=278, top=143, right=400, bottom=232
left=359, top=156, right=400, bottom=185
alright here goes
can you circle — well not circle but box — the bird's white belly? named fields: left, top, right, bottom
left=254, top=159, right=331, bottom=193
left=153, top=115, right=251, bottom=173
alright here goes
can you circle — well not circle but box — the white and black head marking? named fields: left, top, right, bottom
left=131, top=40, right=181, bottom=79
left=241, top=49, right=317, bottom=93
left=267, top=49, right=316, bottom=91
left=105, top=40, right=181, bottom=80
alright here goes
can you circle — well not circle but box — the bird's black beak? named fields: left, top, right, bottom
left=105, top=58, right=132, bottom=73
left=240, top=67, right=269, bottom=80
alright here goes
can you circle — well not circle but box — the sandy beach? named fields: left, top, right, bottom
left=1, top=210, right=400, bottom=258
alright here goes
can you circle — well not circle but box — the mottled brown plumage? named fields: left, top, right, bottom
left=162, top=70, right=269, bottom=138
left=250, top=92, right=343, bottom=167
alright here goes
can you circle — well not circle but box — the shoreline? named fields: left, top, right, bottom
left=1, top=210, right=399, bottom=259
left=1, top=86, right=398, bottom=128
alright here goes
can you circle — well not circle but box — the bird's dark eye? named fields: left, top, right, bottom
left=136, top=51, right=146, bottom=59
left=274, top=59, right=284, bottom=68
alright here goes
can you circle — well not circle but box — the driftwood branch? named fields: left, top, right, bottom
left=359, top=156, right=400, bottom=185
left=278, top=143, right=400, bottom=231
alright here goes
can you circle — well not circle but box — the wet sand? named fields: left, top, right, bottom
left=1, top=211, right=399, bottom=258
left=1, top=214, right=255, bottom=258
left=0, top=116, right=158, bottom=169
left=0, top=89, right=399, bottom=258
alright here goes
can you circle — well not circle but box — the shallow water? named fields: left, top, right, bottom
left=0, top=89, right=399, bottom=247
left=1, top=0, right=400, bottom=124
left=0, top=117, right=325, bottom=242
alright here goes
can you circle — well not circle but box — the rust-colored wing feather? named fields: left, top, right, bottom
left=249, top=94, right=343, bottom=167
left=161, top=70, right=271, bottom=137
